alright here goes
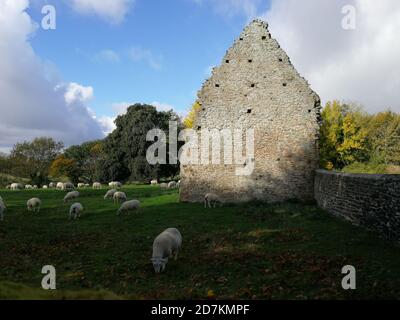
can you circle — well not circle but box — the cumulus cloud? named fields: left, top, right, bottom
left=262, top=0, right=400, bottom=112
left=70, top=0, right=134, bottom=24
left=0, top=0, right=104, bottom=149
left=63, top=82, right=94, bottom=104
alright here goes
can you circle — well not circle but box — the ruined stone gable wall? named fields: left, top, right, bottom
left=315, top=170, right=400, bottom=241
left=180, top=20, right=321, bottom=203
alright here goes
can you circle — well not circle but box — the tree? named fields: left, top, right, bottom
left=102, top=104, right=181, bottom=182
left=50, top=155, right=79, bottom=182
left=10, top=137, right=64, bottom=185
left=63, top=140, right=106, bottom=182
left=365, top=111, right=400, bottom=165
left=319, top=101, right=367, bottom=169
left=183, top=101, right=201, bottom=129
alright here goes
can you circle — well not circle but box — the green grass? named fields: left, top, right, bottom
left=0, top=185, right=400, bottom=300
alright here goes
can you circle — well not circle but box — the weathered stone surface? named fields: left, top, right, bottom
left=180, top=19, right=321, bottom=203
left=315, top=170, right=400, bottom=241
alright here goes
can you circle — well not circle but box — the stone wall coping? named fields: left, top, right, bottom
left=316, top=169, right=400, bottom=181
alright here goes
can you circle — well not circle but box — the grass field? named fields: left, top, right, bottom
left=0, top=185, right=400, bottom=300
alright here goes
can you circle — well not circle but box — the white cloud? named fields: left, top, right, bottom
left=64, top=82, right=94, bottom=104
left=128, top=46, right=163, bottom=70
left=151, top=101, right=175, bottom=113
left=0, top=0, right=104, bottom=149
left=94, top=49, right=120, bottom=63
left=262, top=0, right=400, bottom=113
left=70, top=0, right=134, bottom=24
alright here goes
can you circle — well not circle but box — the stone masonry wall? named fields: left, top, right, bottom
left=180, top=19, right=321, bottom=203
left=315, top=170, right=400, bottom=241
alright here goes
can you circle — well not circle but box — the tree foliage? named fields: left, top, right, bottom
left=9, top=137, right=64, bottom=185
left=183, top=101, right=201, bottom=129
left=101, top=104, right=181, bottom=182
left=319, top=101, right=400, bottom=172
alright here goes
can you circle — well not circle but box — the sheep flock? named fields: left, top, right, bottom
left=0, top=179, right=209, bottom=273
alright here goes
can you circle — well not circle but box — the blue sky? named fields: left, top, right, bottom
left=26, top=0, right=271, bottom=118
left=1, top=0, right=399, bottom=151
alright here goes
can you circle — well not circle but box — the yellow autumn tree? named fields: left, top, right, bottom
left=183, top=101, right=202, bottom=129
left=319, top=101, right=367, bottom=169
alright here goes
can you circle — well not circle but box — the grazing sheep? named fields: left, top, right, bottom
left=160, top=183, right=168, bottom=189
left=27, top=198, right=41, bottom=213
left=64, top=191, right=79, bottom=203
left=56, top=182, right=64, bottom=190
left=42, top=185, right=48, bottom=189
left=151, top=228, right=182, bottom=273
left=113, top=191, right=127, bottom=204
left=11, top=183, right=23, bottom=190
left=104, top=189, right=117, bottom=200
left=77, top=183, right=85, bottom=188
left=109, top=181, right=122, bottom=188
left=150, top=180, right=158, bottom=186
left=168, top=181, right=177, bottom=189
left=69, top=203, right=84, bottom=220
left=93, top=182, right=102, bottom=189
left=84, top=183, right=90, bottom=187
left=33, top=185, right=38, bottom=189
left=25, top=185, right=33, bottom=190
left=49, top=182, right=56, bottom=188
left=204, top=193, right=223, bottom=208
left=117, top=200, right=140, bottom=216
left=63, top=182, right=75, bottom=191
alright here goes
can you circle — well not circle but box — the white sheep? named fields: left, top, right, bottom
left=84, top=183, right=90, bottom=187
left=49, top=182, right=56, bottom=188
left=204, top=193, right=223, bottom=208
left=150, top=180, right=158, bottom=186
left=11, top=183, right=22, bottom=190
left=62, top=182, right=75, bottom=191
left=69, top=203, right=84, bottom=220
left=117, top=199, right=140, bottom=216
left=104, top=189, right=117, bottom=200
left=33, top=185, right=38, bottom=189
left=77, top=183, right=85, bottom=188
left=113, top=191, right=127, bottom=204
left=27, top=198, right=41, bottom=213
left=151, top=228, right=182, bottom=273
left=64, top=191, right=79, bottom=203
left=168, top=181, right=177, bottom=189
left=56, top=182, right=64, bottom=190
left=93, top=182, right=102, bottom=189
left=25, top=185, right=33, bottom=189
left=109, top=181, right=122, bottom=188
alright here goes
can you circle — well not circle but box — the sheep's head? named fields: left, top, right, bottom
left=151, top=257, right=168, bottom=273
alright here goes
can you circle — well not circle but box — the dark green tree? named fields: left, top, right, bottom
left=102, top=104, right=181, bottom=182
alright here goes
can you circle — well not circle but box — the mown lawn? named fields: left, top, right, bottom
left=0, top=185, right=399, bottom=300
